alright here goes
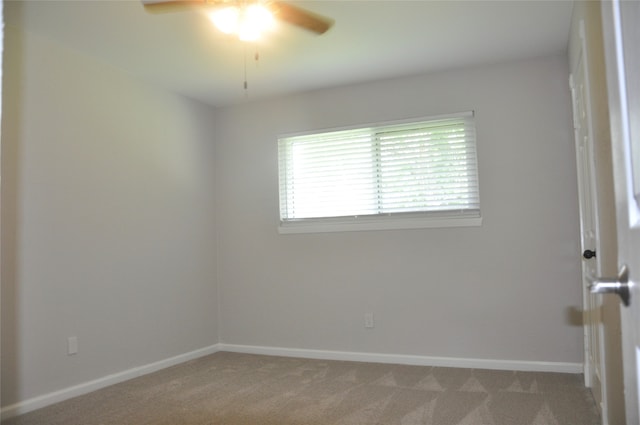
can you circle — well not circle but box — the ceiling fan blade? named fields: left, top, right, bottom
left=143, top=0, right=212, bottom=14
left=270, top=1, right=334, bottom=34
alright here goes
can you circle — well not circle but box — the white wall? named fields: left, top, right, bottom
left=214, top=54, right=584, bottom=365
left=1, top=27, right=219, bottom=407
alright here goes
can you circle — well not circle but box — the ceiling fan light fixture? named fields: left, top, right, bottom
left=209, top=3, right=274, bottom=41
left=209, top=6, right=240, bottom=35
left=145, top=0, right=334, bottom=37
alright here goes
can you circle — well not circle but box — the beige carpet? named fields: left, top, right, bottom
left=3, top=352, right=600, bottom=425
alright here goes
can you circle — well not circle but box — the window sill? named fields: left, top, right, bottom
left=278, top=214, right=482, bottom=234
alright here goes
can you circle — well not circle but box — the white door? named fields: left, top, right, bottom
left=600, top=0, right=640, bottom=422
left=570, top=28, right=605, bottom=410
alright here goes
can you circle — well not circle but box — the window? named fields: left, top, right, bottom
left=278, top=112, right=481, bottom=233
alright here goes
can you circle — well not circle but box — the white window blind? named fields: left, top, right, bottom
left=278, top=112, right=480, bottom=232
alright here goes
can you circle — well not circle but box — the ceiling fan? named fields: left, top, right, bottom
left=143, top=0, right=334, bottom=41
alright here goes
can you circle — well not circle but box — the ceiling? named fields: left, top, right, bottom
left=5, top=0, right=575, bottom=108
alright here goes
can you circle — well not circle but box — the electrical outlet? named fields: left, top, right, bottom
left=364, top=312, right=374, bottom=329
left=67, top=336, right=78, bottom=355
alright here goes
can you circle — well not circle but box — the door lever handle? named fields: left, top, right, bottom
left=587, top=264, right=631, bottom=307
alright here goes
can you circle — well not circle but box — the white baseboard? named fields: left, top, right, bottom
left=1, top=342, right=582, bottom=420
left=218, top=343, right=583, bottom=374
left=0, top=344, right=221, bottom=421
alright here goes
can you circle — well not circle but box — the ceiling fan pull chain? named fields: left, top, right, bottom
left=242, top=47, right=260, bottom=99
left=243, top=44, right=249, bottom=99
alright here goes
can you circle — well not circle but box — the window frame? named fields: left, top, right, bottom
left=277, top=112, right=482, bottom=234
